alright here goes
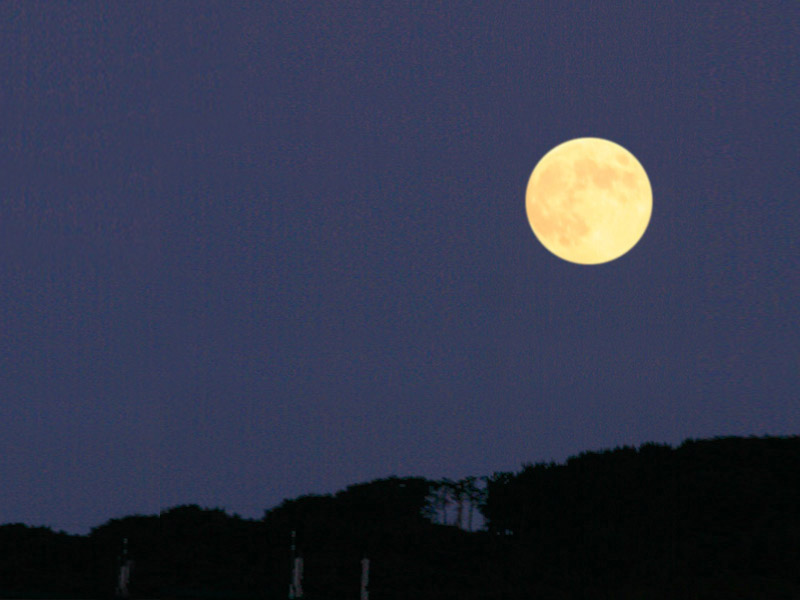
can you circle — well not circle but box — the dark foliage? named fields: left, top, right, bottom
left=0, top=524, right=90, bottom=597
left=1, top=435, right=798, bottom=599
left=481, top=435, right=800, bottom=598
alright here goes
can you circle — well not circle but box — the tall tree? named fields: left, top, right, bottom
left=454, top=479, right=466, bottom=529
left=462, top=476, right=486, bottom=532
left=438, top=478, right=456, bottom=526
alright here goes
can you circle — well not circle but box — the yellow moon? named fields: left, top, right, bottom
left=525, top=138, right=652, bottom=264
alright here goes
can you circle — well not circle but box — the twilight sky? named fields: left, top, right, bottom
left=2, top=2, right=798, bottom=535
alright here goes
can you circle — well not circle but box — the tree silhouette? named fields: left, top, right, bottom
left=462, top=476, right=486, bottom=532
left=2, top=435, right=798, bottom=599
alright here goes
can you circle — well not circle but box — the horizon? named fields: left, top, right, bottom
left=5, top=432, right=796, bottom=536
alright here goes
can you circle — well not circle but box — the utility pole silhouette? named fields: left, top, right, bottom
left=288, top=530, right=303, bottom=599
left=360, top=558, right=370, bottom=600
left=115, top=538, right=132, bottom=599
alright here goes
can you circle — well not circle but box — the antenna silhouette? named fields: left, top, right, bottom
left=115, top=537, right=132, bottom=599
left=288, top=530, right=303, bottom=598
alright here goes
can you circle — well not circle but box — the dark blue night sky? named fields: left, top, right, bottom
left=2, top=2, right=797, bottom=534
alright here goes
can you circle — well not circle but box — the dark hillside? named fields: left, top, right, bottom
left=1, top=435, right=797, bottom=599
left=482, top=435, right=800, bottom=598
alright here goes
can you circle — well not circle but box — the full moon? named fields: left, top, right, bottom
left=525, top=137, right=652, bottom=264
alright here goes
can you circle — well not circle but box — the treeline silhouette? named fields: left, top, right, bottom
left=1, top=435, right=798, bottom=599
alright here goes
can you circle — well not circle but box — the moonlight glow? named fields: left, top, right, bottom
left=525, top=138, right=652, bottom=264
